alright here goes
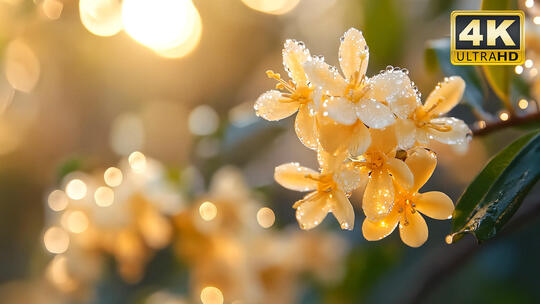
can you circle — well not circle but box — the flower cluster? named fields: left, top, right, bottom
left=43, top=153, right=184, bottom=294
left=254, top=28, right=472, bottom=247
left=42, top=159, right=347, bottom=303
left=173, top=166, right=348, bottom=304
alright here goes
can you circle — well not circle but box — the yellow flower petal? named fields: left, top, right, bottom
left=303, top=58, right=347, bottom=95
left=394, top=118, right=416, bottom=150
left=295, top=192, right=330, bottom=230
left=322, top=96, right=357, bottom=125
left=415, top=191, right=454, bottom=220
left=427, top=117, right=472, bottom=146
left=274, top=163, right=319, bottom=192
left=423, top=76, right=465, bottom=117
left=316, top=115, right=353, bottom=154
left=385, top=157, right=413, bottom=190
left=334, top=162, right=365, bottom=193
left=405, top=148, right=437, bottom=192
left=295, top=104, right=318, bottom=150
left=317, top=149, right=347, bottom=174
left=414, top=127, right=430, bottom=146
left=368, top=127, right=398, bottom=154
left=355, top=98, right=395, bottom=129
left=399, top=210, right=428, bottom=247
left=282, top=39, right=311, bottom=85
left=367, top=70, right=419, bottom=119
left=338, top=28, right=369, bottom=80
left=348, top=122, right=371, bottom=156
left=362, top=206, right=400, bottom=241
left=254, top=90, right=299, bottom=121
left=330, top=190, right=355, bottom=230
left=362, top=169, right=395, bottom=221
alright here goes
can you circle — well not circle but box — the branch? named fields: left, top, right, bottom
left=472, top=112, right=540, bottom=136
left=403, top=198, right=540, bottom=304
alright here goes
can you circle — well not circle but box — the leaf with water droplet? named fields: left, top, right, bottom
left=449, top=130, right=540, bottom=243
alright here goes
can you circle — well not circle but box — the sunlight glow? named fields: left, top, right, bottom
left=200, top=286, right=224, bottom=304
left=122, top=0, right=200, bottom=51
left=199, top=201, right=217, bottom=221
left=104, top=167, right=123, bottom=187
left=95, top=186, right=115, bottom=207
left=66, top=179, right=87, bottom=200
left=64, top=210, right=89, bottom=234
left=128, top=151, right=147, bottom=173
left=518, top=99, right=529, bottom=109
left=42, top=0, right=63, bottom=20
left=154, top=6, right=202, bottom=59
left=44, top=226, right=70, bottom=254
left=241, top=0, right=301, bottom=15
left=79, top=0, right=123, bottom=37
left=48, top=190, right=69, bottom=211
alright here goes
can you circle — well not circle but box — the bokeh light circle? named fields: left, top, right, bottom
left=122, top=0, right=199, bottom=51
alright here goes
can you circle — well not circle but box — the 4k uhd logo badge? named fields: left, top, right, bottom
left=451, top=11, right=524, bottom=65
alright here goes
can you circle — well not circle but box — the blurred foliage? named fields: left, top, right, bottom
left=324, top=244, right=403, bottom=303
left=363, top=0, right=405, bottom=67
left=483, top=66, right=513, bottom=112
left=481, top=0, right=517, bottom=10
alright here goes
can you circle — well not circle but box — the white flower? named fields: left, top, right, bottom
left=254, top=39, right=319, bottom=150
left=396, top=76, right=472, bottom=150
left=274, top=151, right=361, bottom=230
left=304, top=28, right=418, bottom=129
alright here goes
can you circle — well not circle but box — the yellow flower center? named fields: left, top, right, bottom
left=414, top=98, right=453, bottom=132
left=351, top=150, right=387, bottom=171
left=305, top=173, right=336, bottom=193
left=395, top=190, right=417, bottom=226
left=343, top=69, right=370, bottom=104
left=266, top=70, right=312, bottom=104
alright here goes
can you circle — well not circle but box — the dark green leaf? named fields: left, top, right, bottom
left=425, top=38, right=490, bottom=117
left=449, top=130, right=540, bottom=243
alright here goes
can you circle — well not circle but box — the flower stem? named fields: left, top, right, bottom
left=472, top=112, right=540, bottom=136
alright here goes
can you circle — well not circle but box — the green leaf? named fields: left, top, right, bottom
left=425, top=38, right=490, bottom=117
left=482, top=65, right=513, bottom=111
left=449, top=129, right=540, bottom=243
